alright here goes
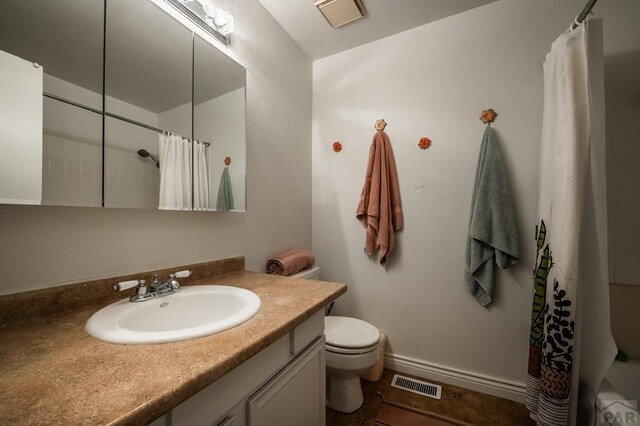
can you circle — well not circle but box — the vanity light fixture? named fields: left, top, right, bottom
left=201, top=3, right=234, bottom=36
left=165, top=0, right=233, bottom=45
left=315, top=0, right=366, bottom=29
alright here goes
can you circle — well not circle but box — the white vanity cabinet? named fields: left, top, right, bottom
left=247, top=337, right=325, bottom=426
left=169, top=310, right=326, bottom=426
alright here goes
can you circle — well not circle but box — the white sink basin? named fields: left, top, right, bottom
left=85, top=285, right=261, bottom=344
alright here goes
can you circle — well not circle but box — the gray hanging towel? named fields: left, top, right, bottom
left=216, top=166, right=234, bottom=211
left=465, top=126, right=520, bottom=305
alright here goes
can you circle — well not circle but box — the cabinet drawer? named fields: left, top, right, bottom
left=291, top=310, right=324, bottom=355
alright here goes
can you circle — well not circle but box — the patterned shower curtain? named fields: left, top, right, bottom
left=525, top=20, right=616, bottom=426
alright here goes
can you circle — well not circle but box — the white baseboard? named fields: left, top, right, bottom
left=384, top=353, right=527, bottom=403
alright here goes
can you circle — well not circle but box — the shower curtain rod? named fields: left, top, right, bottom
left=43, top=92, right=211, bottom=147
left=571, top=0, right=598, bottom=29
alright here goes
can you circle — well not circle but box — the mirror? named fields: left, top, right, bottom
left=0, top=0, right=104, bottom=109
left=0, top=0, right=104, bottom=206
left=0, top=0, right=247, bottom=212
left=193, top=35, right=246, bottom=211
left=105, top=0, right=193, bottom=210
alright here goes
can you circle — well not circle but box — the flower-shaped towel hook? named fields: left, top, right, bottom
left=224, top=156, right=231, bottom=166
left=332, top=141, right=343, bottom=153
left=480, top=109, right=498, bottom=124
left=418, top=137, right=432, bottom=150
left=374, top=119, right=387, bottom=131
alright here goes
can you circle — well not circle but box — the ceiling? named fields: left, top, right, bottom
left=258, top=0, right=497, bottom=60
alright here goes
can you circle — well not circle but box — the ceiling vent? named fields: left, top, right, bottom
left=314, top=0, right=366, bottom=28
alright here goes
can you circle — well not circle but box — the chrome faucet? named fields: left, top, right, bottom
left=114, top=270, right=191, bottom=302
left=151, top=274, right=163, bottom=291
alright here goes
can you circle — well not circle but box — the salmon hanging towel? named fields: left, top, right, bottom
left=356, top=130, right=403, bottom=266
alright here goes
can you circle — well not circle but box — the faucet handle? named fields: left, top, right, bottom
left=114, top=279, right=143, bottom=291
left=172, top=270, right=191, bottom=278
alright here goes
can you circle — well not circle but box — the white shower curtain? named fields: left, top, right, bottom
left=525, top=20, right=616, bottom=426
left=193, top=140, right=209, bottom=210
left=158, top=133, right=192, bottom=210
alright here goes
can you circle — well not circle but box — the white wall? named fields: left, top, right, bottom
left=312, top=0, right=640, bottom=390
left=0, top=0, right=312, bottom=295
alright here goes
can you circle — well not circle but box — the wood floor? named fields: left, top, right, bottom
left=326, top=369, right=536, bottom=426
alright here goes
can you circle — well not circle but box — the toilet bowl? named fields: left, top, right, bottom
left=325, top=316, right=380, bottom=413
left=290, top=267, right=381, bottom=413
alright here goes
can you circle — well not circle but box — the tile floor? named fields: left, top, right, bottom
left=326, top=369, right=535, bottom=426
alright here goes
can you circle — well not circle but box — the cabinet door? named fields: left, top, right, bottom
left=0, top=50, right=42, bottom=205
left=171, top=333, right=292, bottom=426
left=247, top=337, right=325, bottom=426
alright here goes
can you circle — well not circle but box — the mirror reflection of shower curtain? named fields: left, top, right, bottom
left=193, top=141, right=209, bottom=210
left=158, top=133, right=192, bottom=210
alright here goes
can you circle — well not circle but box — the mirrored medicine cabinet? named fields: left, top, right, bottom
left=0, top=0, right=246, bottom=212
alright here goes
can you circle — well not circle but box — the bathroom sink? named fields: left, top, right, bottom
left=85, top=285, right=261, bottom=344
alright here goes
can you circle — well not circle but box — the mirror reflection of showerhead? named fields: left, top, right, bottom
left=137, top=149, right=159, bottom=168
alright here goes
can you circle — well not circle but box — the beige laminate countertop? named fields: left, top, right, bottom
left=0, top=271, right=346, bottom=425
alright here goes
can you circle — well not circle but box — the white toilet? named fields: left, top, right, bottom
left=291, top=266, right=381, bottom=413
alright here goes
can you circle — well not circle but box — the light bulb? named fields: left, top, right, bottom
left=201, top=2, right=234, bottom=35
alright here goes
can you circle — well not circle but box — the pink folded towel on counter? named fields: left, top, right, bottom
left=266, top=249, right=315, bottom=276
left=356, top=130, right=403, bottom=266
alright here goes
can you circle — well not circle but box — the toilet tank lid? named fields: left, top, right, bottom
left=324, top=316, right=380, bottom=349
left=290, top=266, right=320, bottom=279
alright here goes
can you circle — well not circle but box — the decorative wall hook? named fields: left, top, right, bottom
left=332, top=141, right=343, bottom=153
left=418, top=137, right=432, bottom=150
left=374, top=119, right=387, bottom=131
left=224, top=156, right=231, bottom=166
left=480, top=109, right=497, bottom=124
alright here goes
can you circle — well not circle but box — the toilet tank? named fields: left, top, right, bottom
left=290, top=266, right=320, bottom=280
left=291, top=266, right=334, bottom=315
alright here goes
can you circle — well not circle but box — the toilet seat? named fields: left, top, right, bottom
left=326, top=342, right=378, bottom=355
left=325, top=316, right=380, bottom=350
